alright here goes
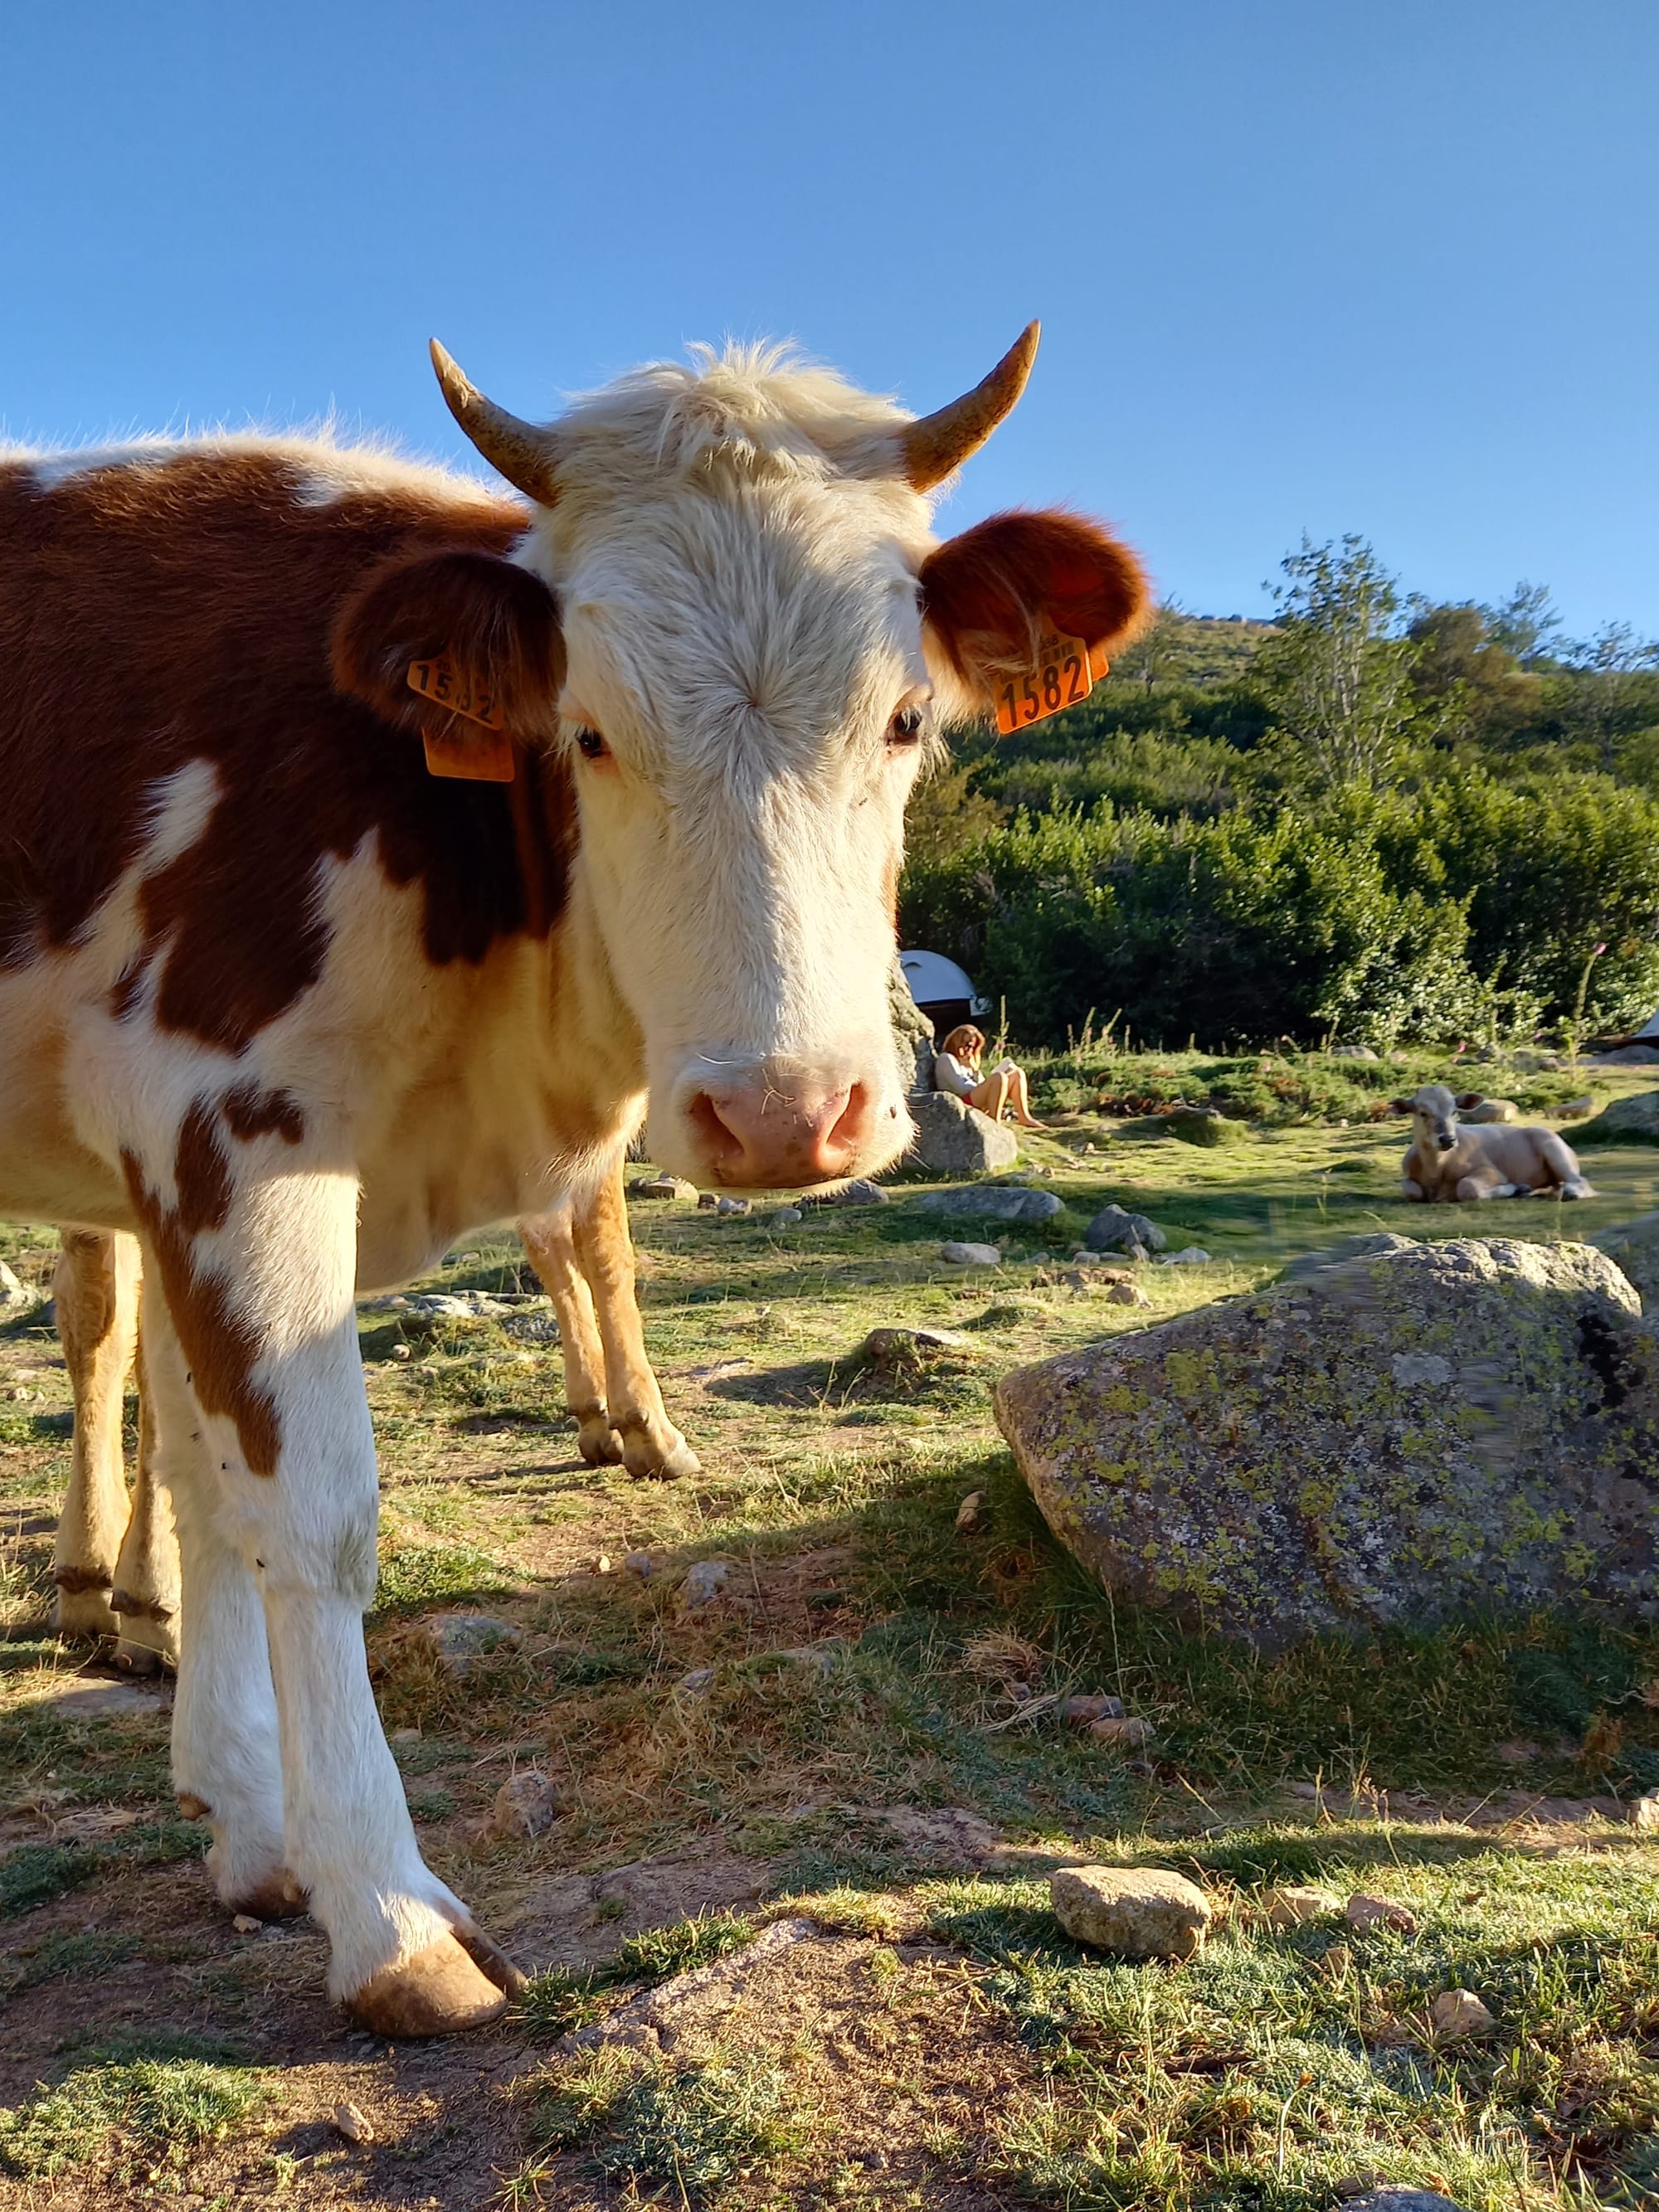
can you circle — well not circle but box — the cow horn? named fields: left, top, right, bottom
left=429, top=340, right=562, bottom=508
left=899, top=322, right=1040, bottom=492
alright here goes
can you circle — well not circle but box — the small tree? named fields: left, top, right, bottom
left=1559, top=622, right=1659, bottom=774
left=1252, top=537, right=1423, bottom=788
left=1481, top=580, right=1562, bottom=667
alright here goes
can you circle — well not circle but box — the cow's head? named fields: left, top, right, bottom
left=1390, top=1084, right=1468, bottom=1153
left=335, top=329, right=1148, bottom=1188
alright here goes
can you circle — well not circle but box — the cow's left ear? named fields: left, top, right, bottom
left=917, top=509, right=1151, bottom=717
left=331, top=547, right=565, bottom=735
left=1456, top=1092, right=1482, bottom=1111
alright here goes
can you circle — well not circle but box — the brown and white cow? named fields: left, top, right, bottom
left=51, top=1166, right=700, bottom=1670
left=0, top=328, right=1147, bottom=2034
left=1391, top=1084, right=1595, bottom=1201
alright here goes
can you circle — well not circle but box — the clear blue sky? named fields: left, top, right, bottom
left=2, top=1, right=1653, bottom=635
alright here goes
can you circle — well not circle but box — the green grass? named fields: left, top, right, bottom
left=0, top=2033, right=265, bottom=2181
left=518, top=1910, right=760, bottom=2040
left=514, top=2046, right=803, bottom=2205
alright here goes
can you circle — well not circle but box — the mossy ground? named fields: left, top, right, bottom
left=3, top=1051, right=1659, bottom=2208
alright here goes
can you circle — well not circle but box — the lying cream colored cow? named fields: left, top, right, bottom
left=52, top=1161, right=698, bottom=1672
left=1391, top=1083, right=1594, bottom=1202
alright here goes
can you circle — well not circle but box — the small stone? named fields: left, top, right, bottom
left=594, top=1553, right=614, bottom=1575
left=1050, top=1864, right=1211, bottom=1959
left=1089, top=1714, right=1155, bottom=1748
left=1429, top=1987, right=1496, bottom=2040
left=331, top=2100, right=375, bottom=2146
left=1345, top=1891, right=1418, bottom=1934
left=940, top=1241, right=1001, bottom=1266
left=1559, top=1094, right=1594, bottom=1118
left=955, top=1491, right=985, bottom=1533
left=1320, top=1942, right=1353, bottom=1980
left=864, top=1325, right=971, bottom=1370
left=389, top=1342, right=411, bottom=1360
left=714, top=1195, right=751, bottom=1216
left=392, top=1727, right=421, bottom=1742
left=1339, top=2194, right=1472, bottom=2212
left=1058, top=1693, right=1126, bottom=1724
left=771, top=1207, right=803, bottom=1227
left=1106, top=1282, right=1151, bottom=1306
left=834, top=1179, right=889, bottom=1206
left=697, top=1191, right=720, bottom=1210
left=0, top=1261, right=30, bottom=1307
left=674, top=1665, right=717, bottom=1697
left=489, top=1769, right=561, bottom=1840
left=1629, top=1792, right=1659, bottom=1829
left=632, top=1175, right=698, bottom=1201
left=1157, top=1247, right=1212, bottom=1266
left=1260, top=1885, right=1338, bottom=1928
left=1331, top=1045, right=1381, bottom=1061
left=1166, top=1106, right=1248, bottom=1148
left=1083, top=1203, right=1167, bottom=1255
left=624, top=1550, right=654, bottom=1578
left=232, top=1913, right=262, bottom=1934
left=679, top=1559, right=730, bottom=1610
left=422, top=1613, right=520, bottom=1670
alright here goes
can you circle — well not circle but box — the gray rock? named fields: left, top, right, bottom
left=1058, top=1693, right=1126, bottom=1723
left=1157, top=1247, right=1212, bottom=1266
left=891, top=960, right=940, bottom=1096
left=623, top=1550, right=654, bottom=1578
left=1084, top=1204, right=1167, bottom=1254
left=489, top=1769, right=562, bottom=1840
left=402, top=1293, right=476, bottom=1318
left=1331, top=1045, right=1380, bottom=1060
left=940, top=1241, right=1002, bottom=1266
left=1049, top=1865, right=1211, bottom=1959
left=1574, top=1091, right=1659, bottom=1147
left=1592, top=1209, right=1659, bottom=1305
left=1588, top=1044, right=1659, bottom=1065
left=422, top=1614, right=522, bottom=1670
left=833, top=1178, right=889, bottom=1206
left=1511, top=1048, right=1566, bottom=1071
left=864, top=1325, right=972, bottom=1362
left=679, top=1560, right=730, bottom=1610
left=631, top=1175, right=698, bottom=1200
left=770, top=1207, right=804, bottom=1228
left=0, top=1261, right=32, bottom=1308
left=1559, top=1094, right=1595, bottom=1118
left=995, top=1237, right=1659, bottom=1647
left=1340, top=2195, right=1472, bottom=2212
left=916, top=1184, right=1063, bottom=1224
left=1282, top=1232, right=1418, bottom=1283
left=1458, top=1097, right=1516, bottom=1124
left=714, top=1195, right=751, bottom=1216
left=904, top=1091, right=1020, bottom=1174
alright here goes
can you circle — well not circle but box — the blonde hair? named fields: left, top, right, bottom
left=940, top=1023, right=985, bottom=1066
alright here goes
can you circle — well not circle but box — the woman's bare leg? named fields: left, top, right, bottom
left=1005, top=1070, right=1044, bottom=1128
left=970, top=1072, right=1012, bottom=1121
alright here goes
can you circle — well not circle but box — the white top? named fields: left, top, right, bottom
left=933, top=1052, right=978, bottom=1100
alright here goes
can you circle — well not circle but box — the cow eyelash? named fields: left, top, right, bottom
left=887, top=707, right=927, bottom=746
left=574, top=727, right=609, bottom=760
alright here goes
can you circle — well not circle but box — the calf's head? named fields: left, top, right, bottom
left=336, top=330, right=1148, bottom=1187
left=1390, top=1084, right=1482, bottom=1154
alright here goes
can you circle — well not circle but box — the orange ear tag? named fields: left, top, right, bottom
left=408, top=654, right=516, bottom=782
left=993, top=629, right=1108, bottom=736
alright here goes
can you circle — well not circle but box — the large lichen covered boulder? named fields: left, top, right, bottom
left=1593, top=1211, right=1659, bottom=1306
left=995, top=1237, right=1659, bottom=1648
left=1573, top=1090, right=1659, bottom=1146
left=904, top=1091, right=1020, bottom=1173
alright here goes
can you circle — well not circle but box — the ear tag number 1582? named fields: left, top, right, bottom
left=995, top=630, right=1109, bottom=736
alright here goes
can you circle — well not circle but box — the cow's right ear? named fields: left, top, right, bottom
left=1388, top=1099, right=1416, bottom=1115
left=330, top=548, right=564, bottom=734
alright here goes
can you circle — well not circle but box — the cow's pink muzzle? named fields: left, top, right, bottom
left=680, top=1069, right=883, bottom=1189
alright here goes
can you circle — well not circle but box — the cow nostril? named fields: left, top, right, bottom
left=824, top=1082, right=872, bottom=1160
left=687, top=1091, right=745, bottom=1165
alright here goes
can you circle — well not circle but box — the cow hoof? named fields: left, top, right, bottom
left=225, top=1870, right=309, bottom=1922
left=344, top=1932, right=511, bottom=2037
left=624, top=1432, right=702, bottom=1481
left=577, top=1417, right=625, bottom=1468
left=114, top=1621, right=179, bottom=1674
left=52, top=1584, right=119, bottom=1642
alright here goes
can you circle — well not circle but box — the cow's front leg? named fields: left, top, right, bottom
left=517, top=1200, right=625, bottom=1466
left=129, top=1133, right=518, bottom=2034
left=51, top=1229, right=140, bottom=1643
left=110, top=1334, right=182, bottom=1673
left=1400, top=1178, right=1426, bottom=1202
left=573, top=1161, right=700, bottom=1480
left=1456, top=1174, right=1512, bottom=1199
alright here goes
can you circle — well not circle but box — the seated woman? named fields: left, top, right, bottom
left=932, top=1024, right=1044, bottom=1128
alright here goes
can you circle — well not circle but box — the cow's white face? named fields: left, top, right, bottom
left=368, top=335, right=1151, bottom=1190
left=538, top=470, right=932, bottom=1186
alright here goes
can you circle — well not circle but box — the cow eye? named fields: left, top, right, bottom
left=574, top=727, right=609, bottom=760
left=888, top=707, right=926, bottom=746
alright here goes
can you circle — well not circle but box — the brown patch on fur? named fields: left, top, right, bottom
left=51, top=1564, right=114, bottom=1594
left=920, top=508, right=1151, bottom=704
left=329, top=545, right=565, bottom=736
left=0, top=453, right=576, bottom=1056
left=223, top=1082, right=306, bottom=1146
left=123, top=1139, right=280, bottom=1477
